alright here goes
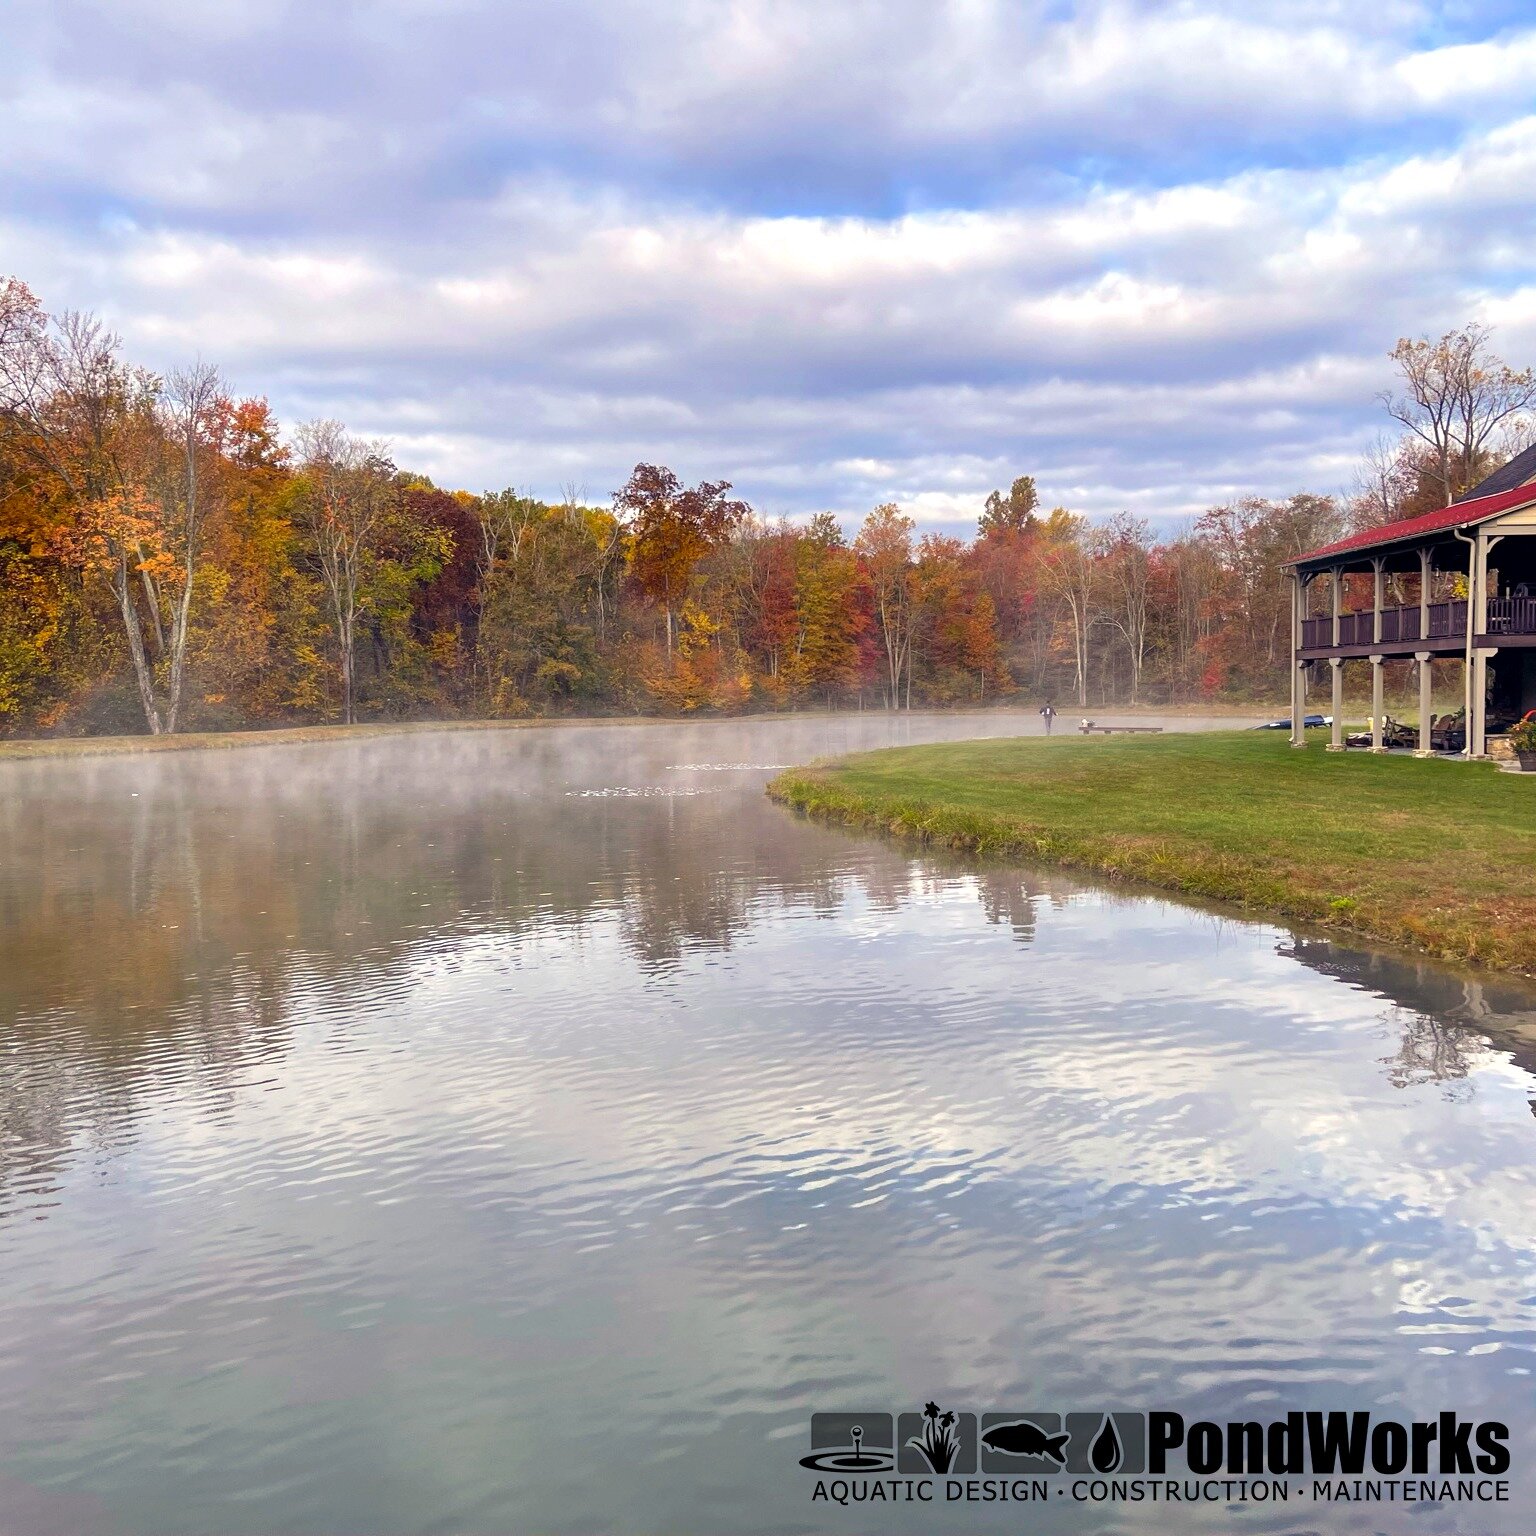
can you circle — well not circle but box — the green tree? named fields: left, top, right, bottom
left=979, top=475, right=1040, bottom=538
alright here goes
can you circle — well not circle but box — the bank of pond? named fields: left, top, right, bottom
left=768, top=730, right=1536, bottom=975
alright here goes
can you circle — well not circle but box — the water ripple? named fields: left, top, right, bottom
left=1, top=715, right=1534, bottom=1534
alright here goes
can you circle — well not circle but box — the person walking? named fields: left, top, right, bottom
left=1039, top=701, right=1056, bottom=735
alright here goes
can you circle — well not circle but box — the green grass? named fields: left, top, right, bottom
left=768, top=731, right=1536, bottom=974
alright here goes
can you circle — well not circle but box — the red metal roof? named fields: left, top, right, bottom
left=1290, top=480, right=1536, bottom=568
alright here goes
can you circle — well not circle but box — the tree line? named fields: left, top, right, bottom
left=2, top=277, right=1531, bottom=736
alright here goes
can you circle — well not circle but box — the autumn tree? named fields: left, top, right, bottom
left=294, top=420, right=396, bottom=725
left=615, top=464, right=748, bottom=655
left=194, top=399, right=325, bottom=724
left=1382, top=325, right=1536, bottom=505
left=1098, top=513, right=1154, bottom=703
left=404, top=484, right=482, bottom=709
left=148, top=362, right=226, bottom=732
left=855, top=503, right=916, bottom=709
left=1036, top=512, right=1098, bottom=707
left=962, top=591, right=1008, bottom=702
left=790, top=516, right=866, bottom=699
left=719, top=518, right=800, bottom=691
left=1194, top=494, right=1342, bottom=689
left=979, top=474, right=1040, bottom=538
left=0, top=286, right=167, bottom=731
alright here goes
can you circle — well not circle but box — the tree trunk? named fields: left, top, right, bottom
left=135, top=544, right=166, bottom=657
left=341, top=611, right=355, bottom=725
left=113, top=558, right=163, bottom=734
left=165, top=570, right=195, bottom=733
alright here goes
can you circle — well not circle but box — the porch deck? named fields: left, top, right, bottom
left=1300, top=597, right=1536, bottom=653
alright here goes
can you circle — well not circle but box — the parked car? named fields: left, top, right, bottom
left=1253, top=714, right=1330, bottom=730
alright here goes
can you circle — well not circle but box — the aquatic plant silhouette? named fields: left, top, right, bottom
left=907, top=1402, right=962, bottom=1473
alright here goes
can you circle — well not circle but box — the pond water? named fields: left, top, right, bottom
left=1, top=714, right=1533, bottom=1535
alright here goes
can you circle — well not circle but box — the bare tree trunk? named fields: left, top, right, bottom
left=161, top=362, right=221, bottom=733
left=113, top=556, right=162, bottom=733
left=136, top=547, right=166, bottom=656
left=340, top=600, right=356, bottom=725
left=166, top=580, right=194, bottom=732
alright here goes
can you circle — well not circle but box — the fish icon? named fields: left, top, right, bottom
left=980, top=1420, right=1070, bottom=1465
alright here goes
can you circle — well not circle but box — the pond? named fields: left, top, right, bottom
left=1, top=714, right=1533, bottom=1535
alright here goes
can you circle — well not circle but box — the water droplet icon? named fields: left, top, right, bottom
left=1089, top=1414, right=1123, bottom=1474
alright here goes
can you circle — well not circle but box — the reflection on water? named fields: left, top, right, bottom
left=1, top=714, right=1533, bottom=1536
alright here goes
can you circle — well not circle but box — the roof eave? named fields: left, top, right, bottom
left=1286, top=485, right=1536, bottom=569
left=1284, top=521, right=1474, bottom=570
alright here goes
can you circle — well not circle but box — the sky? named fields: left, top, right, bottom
left=3, top=1, right=1535, bottom=535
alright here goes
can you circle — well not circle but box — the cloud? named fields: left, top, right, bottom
left=1, top=2, right=1534, bottom=528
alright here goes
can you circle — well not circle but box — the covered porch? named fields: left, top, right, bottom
left=1285, top=468, right=1536, bottom=758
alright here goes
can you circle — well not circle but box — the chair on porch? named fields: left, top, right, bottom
left=1430, top=711, right=1466, bottom=753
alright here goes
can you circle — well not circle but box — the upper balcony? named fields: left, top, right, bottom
left=1300, top=596, right=1536, bottom=652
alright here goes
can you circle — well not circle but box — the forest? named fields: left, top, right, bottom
left=2, top=274, right=1533, bottom=737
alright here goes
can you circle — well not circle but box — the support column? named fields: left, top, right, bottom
left=1328, top=658, right=1345, bottom=751
left=1458, top=531, right=1477, bottom=760
left=1289, top=573, right=1305, bottom=749
left=1471, top=532, right=1501, bottom=760
left=1476, top=534, right=1490, bottom=636
left=1372, top=557, right=1385, bottom=643
left=1472, top=647, right=1497, bottom=759
left=1418, top=547, right=1431, bottom=642
left=1331, top=565, right=1342, bottom=646
left=1371, top=656, right=1386, bottom=752
left=1415, top=651, right=1432, bottom=757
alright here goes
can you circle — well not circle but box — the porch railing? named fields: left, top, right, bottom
left=1487, top=596, right=1536, bottom=635
left=1301, top=599, right=1477, bottom=649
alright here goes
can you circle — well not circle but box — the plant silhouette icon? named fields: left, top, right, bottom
left=906, top=1403, right=964, bottom=1473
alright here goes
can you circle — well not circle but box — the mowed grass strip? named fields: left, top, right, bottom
left=768, top=731, right=1536, bottom=974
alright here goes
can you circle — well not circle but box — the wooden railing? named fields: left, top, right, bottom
left=1427, top=600, right=1468, bottom=638
left=1487, top=596, right=1536, bottom=635
left=1301, top=599, right=1477, bottom=649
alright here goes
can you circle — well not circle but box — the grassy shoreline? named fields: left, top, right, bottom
left=768, top=732, right=1536, bottom=975
left=0, top=717, right=631, bottom=761
left=0, top=703, right=1265, bottom=763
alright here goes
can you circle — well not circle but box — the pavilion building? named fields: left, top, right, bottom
left=1285, top=444, right=1536, bottom=757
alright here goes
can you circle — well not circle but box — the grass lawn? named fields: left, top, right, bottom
left=768, top=731, right=1536, bottom=974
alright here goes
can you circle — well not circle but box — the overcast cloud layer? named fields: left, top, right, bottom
left=4, top=0, right=1535, bottom=529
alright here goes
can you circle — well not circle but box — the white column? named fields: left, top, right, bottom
left=1471, top=652, right=1487, bottom=757
left=1471, top=647, right=1500, bottom=759
left=1328, top=658, right=1345, bottom=751
left=1418, top=547, right=1431, bottom=642
left=1476, top=534, right=1494, bottom=633
left=1290, top=574, right=1302, bottom=746
left=1331, top=565, right=1342, bottom=645
left=1459, top=531, right=1477, bottom=760
left=1372, top=557, right=1385, bottom=643
left=1415, top=651, right=1432, bottom=757
left=1471, top=534, right=1499, bottom=759
left=1290, top=574, right=1305, bottom=749
left=1371, top=656, right=1386, bottom=752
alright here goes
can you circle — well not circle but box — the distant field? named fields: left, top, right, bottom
left=769, top=731, right=1536, bottom=974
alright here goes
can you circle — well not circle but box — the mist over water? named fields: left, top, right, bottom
left=1, top=714, right=1534, bottom=1535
